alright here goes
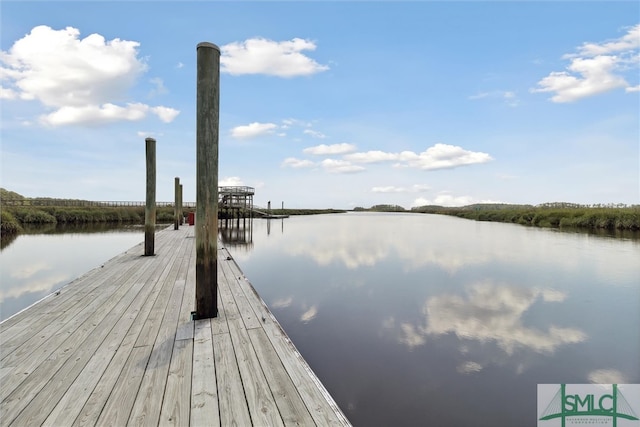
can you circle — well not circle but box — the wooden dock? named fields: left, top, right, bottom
left=0, top=225, right=350, bottom=426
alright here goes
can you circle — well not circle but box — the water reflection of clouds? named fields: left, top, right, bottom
left=457, top=361, right=483, bottom=374
left=300, top=305, right=318, bottom=323
left=10, top=262, right=50, bottom=279
left=2, top=260, right=66, bottom=302
left=0, top=273, right=69, bottom=301
left=282, top=213, right=640, bottom=281
left=397, top=281, right=587, bottom=355
left=269, top=296, right=319, bottom=324
left=271, top=296, right=293, bottom=309
left=588, top=368, right=626, bottom=384
left=287, top=236, right=389, bottom=270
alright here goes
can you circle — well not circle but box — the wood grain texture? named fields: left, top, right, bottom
left=0, top=225, right=350, bottom=426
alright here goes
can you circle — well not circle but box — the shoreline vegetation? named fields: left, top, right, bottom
left=355, top=202, right=640, bottom=231
left=2, top=188, right=638, bottom=237
left=0, top=188, right=346, bottom=237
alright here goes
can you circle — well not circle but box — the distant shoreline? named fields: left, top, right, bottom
left=2, top=188, right=638, bottom=238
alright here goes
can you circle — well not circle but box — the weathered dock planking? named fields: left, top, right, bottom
left=0, top=225, right=351, bottom=426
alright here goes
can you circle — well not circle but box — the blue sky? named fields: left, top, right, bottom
left=1, top=2, right=638, bottom=209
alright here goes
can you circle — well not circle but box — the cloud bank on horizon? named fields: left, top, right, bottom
left=1, top=4, right=638, bottom=208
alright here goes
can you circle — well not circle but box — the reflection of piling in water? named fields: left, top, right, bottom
left=144, top=137, right=156, bottom=256
left=219, top=217, right=254, bottom=250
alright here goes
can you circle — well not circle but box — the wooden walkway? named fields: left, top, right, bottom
left=0, top=225, right=350, bottom=426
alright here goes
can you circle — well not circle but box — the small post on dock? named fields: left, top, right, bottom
left=144, top=137, right=156, bottom=256
left=195, top=41, right=220, bottom=318
left=174, top=177, right=180, bottom=230
left=179, top=184, right=184, bottom=225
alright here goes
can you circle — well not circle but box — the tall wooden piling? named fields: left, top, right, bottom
left=174, top=177, right=180, bottom=230
left=195, top=42, right=220, bottom=318
left=144, top=137, right=156, bottom=256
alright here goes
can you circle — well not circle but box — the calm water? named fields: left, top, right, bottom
left=0, top=224, right=148, bottom=321
left=224, top=212, right=640, bottom=427
left=1, top=214, right=638, bottom=426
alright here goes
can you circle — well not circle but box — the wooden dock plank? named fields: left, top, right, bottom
left=41, top=231, right=188, bottom=427
left=190, top=319, right=219, bottom=427
left=70, top=229, right=190, bottom=427
left=0, top=255, right=156, bottom=421
left=0, top=243, right=136, bottom=331
left=248, top=327, right=316, bottom=427
left=92, top=346, right=152, bottom=427
left=158, top=338, right=193, bottom=426
left=127, top=254, right=190, bottom=426
left=0, top=225, right=350, bottom=427
left=219, top=255, right=262, bottom=330
left=11, top=272, right=152, bottom=426
left=0, top=258, right=133, bottom=362
left=224, top=250, right=350, bottom=426
left=228, top=318, right=284, bottom=427
left=214, top=333, right=252, bottom=426
left=175, top=238, right=196, bottom=341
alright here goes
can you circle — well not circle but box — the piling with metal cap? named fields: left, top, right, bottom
left=195, top=42, right=220, bottom=318
left=144, top=137, right=156, bottom=256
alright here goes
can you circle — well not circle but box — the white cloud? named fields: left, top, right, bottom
left=372, top=184, right=430, bottom=193
left=176, top=62, right=184, bottom=69
left=346, top=144, right=492, bottom=170
left=532, top=24, right=639, bottom=102
left=40, top=103, right=147, bottom=126
left=148, top=77, right=167, bottom=97
left=38, top=103, right=180, bottom=127
left=344, top=150, right=400, bottom=164
left=151, top=106, right=180, bottom=123
left=219, top=176, right=244, bottom=187
left=412, top=192, right=503, bottom=207
left=573, top=24, right=640, bottom=57
left=281, top=157, right=315, bottom=169
left=468, top=92, right=489, bottom=100
left=0, top=25, right=180, bottom=125
left=230, top=122, right=278, bottom=139
left=303, top=129, right=326, bottom=139
left=136, top=131, right=163, bottom=138
left=402, top=144, right=493, bottom=170
left=321, top=159, right=365, bottom=174
left=626, top=84, right=640, bottom=92
left=0, top=85, right=18, bottom=99
left=303, top=143, right=356, bottom=156
left=469, top=90, right=519, bottom=107
left=220, top=37, right=329, bottom=77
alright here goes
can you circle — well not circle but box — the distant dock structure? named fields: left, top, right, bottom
left=219, top=186, right=255, bottom=220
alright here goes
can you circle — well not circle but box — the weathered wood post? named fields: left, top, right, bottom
left=195, top=42, right=220, bottom=318
left=144, top=137, right=156, bottom=256
left=179, top=184, right=184, bottom=225
left=174, top=177, right=180, bottom=230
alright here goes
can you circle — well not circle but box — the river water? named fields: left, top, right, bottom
left=224, top=212, right=640, bottom=426
left=1, top=213, right=639, bottom=426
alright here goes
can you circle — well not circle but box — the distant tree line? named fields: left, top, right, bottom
left=351, top=201, right=639, bottom=231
